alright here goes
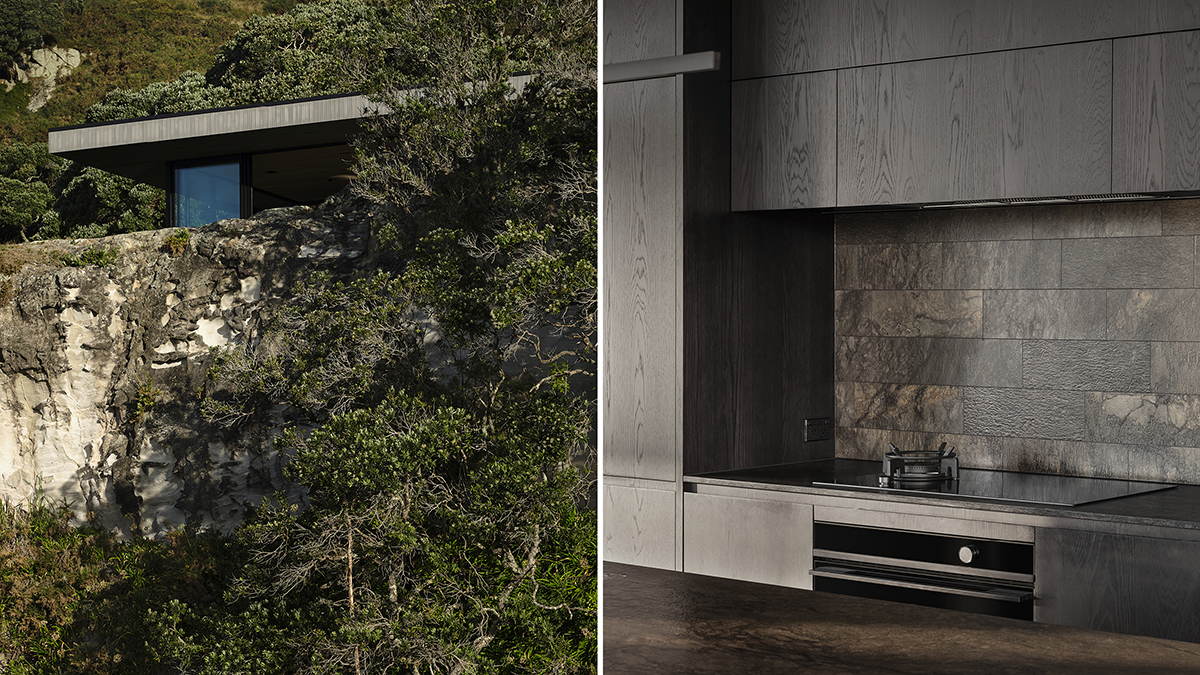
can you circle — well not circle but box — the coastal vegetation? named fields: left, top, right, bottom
left=0, top=0, right=597, bottom=672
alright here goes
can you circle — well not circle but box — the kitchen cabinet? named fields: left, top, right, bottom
left=602, top=75, right=681, bottom=568
left=683, top=490, right=814, bottom=588
left=686, top=462, right=1200, bottom=643
left=1035, top=527, right=1200, bottom=643
left=836, top=51, right=1005, bottom=206
left=603, top=77, right=678, bottom=484
left=1000, top=41, right=1112, bottom=199
left=1113, top=30, right=1200, bottom=193
left=731, top=72, right=837, bottom=210
left=732, top=0, right=1200, bottom=81
left=602, top=0, right=682, bottom=570
left=603, top=0, right=675, bottom=65
left=603, top=481, right=677, bottom=569
left=736, top=40, right=1113, bottom=211
left=835, top=41, right=1111, bottom=208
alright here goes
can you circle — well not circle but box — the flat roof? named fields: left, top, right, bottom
left=48, top=76, right=535, bottom=190
left=48, top=93, right=384, bottom=188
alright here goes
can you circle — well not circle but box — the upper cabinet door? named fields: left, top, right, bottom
left=835, top=41, right=1111, bottom=207
left=836, top=52, right=1004, bottom=206
left=604, top=0, right=676, bottom=64
left=733, top=0, right=1200, bottom=81
left=1001, top=41, right=1112, bottom=199
left=1114, top=31, right=1200, bottom=193
left=731, top=72, right=837, bottom=210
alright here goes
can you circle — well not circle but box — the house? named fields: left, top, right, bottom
left=47, top=93, right=380, bottom=227
left=603, top=0, right=1200, bottom=645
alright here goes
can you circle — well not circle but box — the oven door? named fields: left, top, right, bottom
left=810, top=522, right=1035, bottom=620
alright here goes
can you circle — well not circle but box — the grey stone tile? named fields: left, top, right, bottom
left=1000, top=437, right=1130, bottom=480
left=833, top=425, right=884, bottom=461
left=835, top=290, right=982, bottom=338
left=943, top=240, right=1060, bottom=290
left=1022, top=340, right=1150, bottom=391
left=983, top=290, right=1106, bottom=339
left=1061, top=236, right=1193, bottom=288
left=1031, top=201, right=1162, bottom=239
left=835, top=243, right=942, bottom=290
left=1152, top=342, right=1200, bottom=394
left=834, top=206, right=1031, bottom=245
left=846, top=382, right=963, bottom=433
left=1129, top=445, right=1200, bottom=484
left=920, top=206, right=1034, bottom=242
left=836, top=336, right=1022, bottom=387
left=955, top=434, right=1007, bottom=470
left=1086, top=392, right=1200, bottom=448
left=1109, top=289, right=1200, bottom=341
left=836, top=211, right=939, bottom=245
left=834, top=381, right=855, bottom=428
left=1162, top=199, right=1200, bottom=235
left=835, top=426, right=982, bottom=465
left=963, top=388, right=1087, bottom=441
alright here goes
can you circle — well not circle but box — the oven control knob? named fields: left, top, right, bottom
left=958, top=545, right=979, bottom=565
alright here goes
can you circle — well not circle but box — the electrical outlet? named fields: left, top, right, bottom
left=804, top=417, right=832, bottom=442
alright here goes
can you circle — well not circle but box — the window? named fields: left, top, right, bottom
left=172, top=161, right=242, bottom=228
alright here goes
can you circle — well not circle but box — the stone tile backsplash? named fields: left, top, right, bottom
left=834, top=199, right=1200, bottom=484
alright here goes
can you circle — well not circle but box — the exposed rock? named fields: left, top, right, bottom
left=0, top=199, right=377, bottom=537
left=2, top=46, right=85, bottom=111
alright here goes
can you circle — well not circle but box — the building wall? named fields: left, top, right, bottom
left=834, top=198, right=1200, bottom=485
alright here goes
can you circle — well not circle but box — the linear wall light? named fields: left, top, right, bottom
left=603, top=51, right=721, bottom=84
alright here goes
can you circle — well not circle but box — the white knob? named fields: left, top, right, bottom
left=958, top=545, right=979, bottom=565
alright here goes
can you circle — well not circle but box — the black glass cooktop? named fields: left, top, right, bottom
left=813, top=468, right=1174, bottom=507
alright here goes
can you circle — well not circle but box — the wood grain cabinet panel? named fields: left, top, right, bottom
left=604, top=483, right=677, bottom=569
left=733, top=0, right=1200, bottom=80
left=603, top=0, right=676, bottom=65
left=683, top=491, right=814, bottom=588
left=837, top=41, right=1111, bottom=207
left=1114, top=31, right=1200, bottom=193
left=837, top=52, right=1004, bottom=206
left=1036, top=528, right=1200, bottom=642
left=731, top=72, right=837, bottom=210
left=1002, top=41, right=1112, bottom=198
left=603, top=78, right=678, bottom=481
left=731, top=0, right=849, bottom=80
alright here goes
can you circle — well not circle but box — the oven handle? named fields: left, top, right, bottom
left=813, top=549, right=1034, bottom=585
left=810, top=565, right=1034, bottom=603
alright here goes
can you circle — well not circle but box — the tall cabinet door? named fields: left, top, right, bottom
left=602, top=76, right=680, bottom=569
left=602, top=0, right=681, bottom=569
left=603, top=77, right=678, bottom=484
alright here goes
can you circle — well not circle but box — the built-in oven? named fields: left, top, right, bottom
left=810, top=522, right=1035, bottom=620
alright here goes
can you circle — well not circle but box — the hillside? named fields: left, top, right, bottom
left=0, top=0, right=376, bottom=245
left=0, top=0, right=301, bottom=144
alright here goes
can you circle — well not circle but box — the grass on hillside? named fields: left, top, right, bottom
left=0, top=0, right=302, bottom=145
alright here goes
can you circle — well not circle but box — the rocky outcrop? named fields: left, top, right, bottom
left=2, top=46, right=84, bottom=112
left=0, top=199, right=375, bottom=537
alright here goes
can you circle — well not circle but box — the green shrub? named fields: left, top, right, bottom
left=164, top=227, right=190, bottom=255
left=60, top=244, right=117, bottom=267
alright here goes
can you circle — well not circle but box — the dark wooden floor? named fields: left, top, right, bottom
left=603, top=562, right=1200, bottom=674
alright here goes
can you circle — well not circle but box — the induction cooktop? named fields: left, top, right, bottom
left=812, top=468, right=1175, bottom=507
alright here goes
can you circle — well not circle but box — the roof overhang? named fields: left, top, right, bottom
left=48, top=93, right=384, bottom=189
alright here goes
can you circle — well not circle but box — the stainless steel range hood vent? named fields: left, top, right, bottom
left=920, top=193, right=1166, bottom=209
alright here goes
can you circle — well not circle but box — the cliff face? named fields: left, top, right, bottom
left=0, top=200, right=373, bottom=537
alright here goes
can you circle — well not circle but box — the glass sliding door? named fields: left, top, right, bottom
left=172, top=161, right=242, bottom=228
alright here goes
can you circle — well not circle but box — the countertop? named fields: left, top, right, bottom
left=687, top=458, right=1200, bottom=533
left=603, top=562, right=1200, bottom=674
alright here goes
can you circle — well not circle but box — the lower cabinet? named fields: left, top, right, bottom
left=682, top=491, right=813, bottom=588
left=1035, top=528, right=1200, bottom=643
left=603, top=481, right=677, bottom=570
